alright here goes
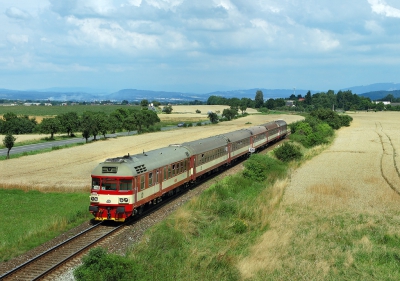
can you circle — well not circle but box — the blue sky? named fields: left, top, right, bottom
left=1, top=0, right=399, bottom=93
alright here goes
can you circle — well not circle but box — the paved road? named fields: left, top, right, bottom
left=0, top=131, right=135, bottom=157
left=0, top=123, right=196, bottom=157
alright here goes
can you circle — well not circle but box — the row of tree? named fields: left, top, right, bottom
left=0, top=108, right=161, bottom=142
left=208, top=90, right=400, bottom=112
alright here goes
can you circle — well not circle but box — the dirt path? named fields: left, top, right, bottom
left=0, top=114, right=303, bottom=191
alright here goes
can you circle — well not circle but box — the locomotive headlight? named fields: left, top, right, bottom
left=118, top=197, right=129, bottom=203
left=91, top=196, right=98, bottom=202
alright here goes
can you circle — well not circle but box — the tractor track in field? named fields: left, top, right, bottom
left=375, top=122, right=400, bottom=196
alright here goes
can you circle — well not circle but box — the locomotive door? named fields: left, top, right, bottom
left=155, top=168, right=162, bottom=194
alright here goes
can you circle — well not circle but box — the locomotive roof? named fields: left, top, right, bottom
left=91, top=145, right=191, bottom=177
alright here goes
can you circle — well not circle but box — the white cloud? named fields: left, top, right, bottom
left=5, top=7, right=31, bottom=20
left=368, top=0, right=400, bottom=18
left=365, top=20, right=384, bottom=34
left=7, top=34, right=29, bottom=45
left=145, top=0, right=184, bottom=11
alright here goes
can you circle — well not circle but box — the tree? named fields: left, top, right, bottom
left=222, top=108, right=237, bottom=120
left=239, top=104, right=247, bottom=115
left=3, top=133, right=16, bottom=159
left=163, top=105, right=173, bottom=114
left=208, top=112, right=219, bottom=124
left=140, top=99, right=149, bottom=107
left=142, top=109, right=160, bottom=129
left=39, top=117, right=61, bottom=139
left=304, top=91, right=312, bottom=105
left=254, top=90, right=264, bottom=108
left=121, top=100, right=129, bottom=105
left=58, top=112, right=80, bottom=136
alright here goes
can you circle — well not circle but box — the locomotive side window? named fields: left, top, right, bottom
left=120, top=179, right=133, bottom=191
left=92, top=178, right=100, bottom=190
left=140, top=175, right=145, bottom=191
left=168, top=165, right=172, bottom=178
left=149, top=172, right=153, bottom=186
left=156, top=170, right=159, bottom=184
left=164, top=167, right=167, bottom=181
left=184, top=159, right=187, bottom=171
left=180, top=161, right=184, bottom=173
left=176, top=163, right=180, bottom=174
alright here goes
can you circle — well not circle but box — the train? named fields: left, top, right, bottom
left=89, top=120, right=287, bottom=222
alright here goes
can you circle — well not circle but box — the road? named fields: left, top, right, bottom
left=0, top=124, right=194, bottom=157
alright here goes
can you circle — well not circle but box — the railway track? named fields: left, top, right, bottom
left=0, top=222, right=123, bottom=281
left=0, top=134, right=290, bottom=280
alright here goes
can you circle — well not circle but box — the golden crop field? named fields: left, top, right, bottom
left=0, top=113, right=302, bottom=191
left=238, top=111, right=400, bottom=279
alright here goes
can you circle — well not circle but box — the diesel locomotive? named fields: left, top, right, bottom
left=89, top=120, right=287, bottom=222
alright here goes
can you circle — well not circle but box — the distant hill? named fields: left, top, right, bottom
left=359, top=90, right=400, bottom=101
left=340, top=83, right=400, bottom=95
left=0, top=82, right=399, bottom=102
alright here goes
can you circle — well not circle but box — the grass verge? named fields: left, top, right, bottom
left=0, top=188, right=92, bottom=262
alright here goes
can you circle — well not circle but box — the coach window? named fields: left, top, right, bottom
left=120, top=179, right=133, bottom=191
left=180, top=161, right=184, bottom=173
left=140, top=175, right=145, bottom=191
left=168, top=165, right=172, bottom=178
left=149, top=172, right=153, bottom=186
left=176, top=163, right=180, bottom=174
left=156, top=170, right=159, bottom=184
left=164, top=167, right=167, bottom=181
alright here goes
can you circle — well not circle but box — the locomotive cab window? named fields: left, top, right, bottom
left=120, top=179, right=133, bottom=191
left=92, top=178, right=100, bottom=190
left=102, top=179, right=117, bottom=191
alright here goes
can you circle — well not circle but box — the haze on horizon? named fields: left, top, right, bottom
left=1, top=0, right=399, bottom=94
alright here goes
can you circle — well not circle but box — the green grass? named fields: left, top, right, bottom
left=0, top=105, right=140, bottom=116
left=74, top=154, right=289, bottom=281
left=0, top=188, right=92, bottom=262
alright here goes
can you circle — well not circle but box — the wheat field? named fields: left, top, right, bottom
left=0, top=113, right=302, bottom=191
left=238, top=111, right=400, bottom=279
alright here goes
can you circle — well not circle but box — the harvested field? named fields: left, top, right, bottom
left=238, top=111, right=400, bottom=280
left=0, top=114, right=302, bottom=191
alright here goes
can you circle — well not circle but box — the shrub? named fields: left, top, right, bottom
left=196, top=109, right=201, bottom=113
left=196, top=122, right=202, bottom=126
left=243, top=154, right=286, bottom=181
left=74, top=248, right=135, bottom=281
left=274, top=142, right=303, bottom=162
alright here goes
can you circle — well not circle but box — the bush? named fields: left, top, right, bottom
left=274, top=142, right=303, bottom=162
left=196, top=122, right=202, bottom=126
left=74, top=248, right=135, bottom=281
left=196, top=109, right=201, bottom=113
left=243, top=154, right=286, bottom=181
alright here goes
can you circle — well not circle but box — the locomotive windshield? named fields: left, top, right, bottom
left=91, top=177, right=133, bottom=191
